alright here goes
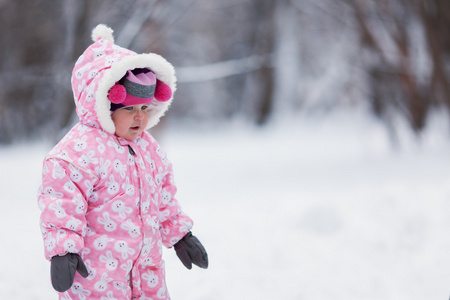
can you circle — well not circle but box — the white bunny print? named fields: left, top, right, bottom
left=113, top=281, right=129, bottom=297
left=159, top=209, right=171, bottom=226
left=42, top=161, right=49, bottom=175
left=71, top=282, right=91, bottom=300
left=59, top=150, right=71, bottom=160
left=84, top=179, right=99, bottom=202
left=52, top=162, right=66, bottom=179
left=120, top=259, right=133, bottom=273
left=144, top=152, right=155, bottom=168
left=106, top=174, right=120, bottom=195
left=136, top=156, right=146, bottom=169
left=74, top=63, right=91, bottom=80
left=146, top=216, right=159, bottom=234
left=107, top=139, right=126, bottom=154
left=114, top=240, right=136, bottom=259
left=79, top=150, right=99, bottom=167
left=66, top=217, right=82, bottom=231
left=161, top=190, right=172, bottom=205
left=85, top=226, right=96, bottom=237
left=98, top=212, right=117, bottom=232
left=141, top=257, right=154, bottom=267
left=94, top=272, right=113, bottom=292
left=45, top=232, right=56, bottom=252
left=156, top=145, right=168, bottom=166
left=111, top=200, right=132, bottom=220
left=122, top=178, right=135, bottom=196
left=157, top=286, right=167, bottom=299
left=105, top=53, right=120, bottom=67
left=57, top=229, right=67, bottom=240
left=127, top=153, right=135, bottom=165
left=64, top=239, right=77, bottom=253
left=100, top=250, right=119, bottom=271
left=93, top=235, right=115, bottom=251
left=80, top=246, right=91, bottom=256
left=77, top=79, right=87, bottom=95
left=84, top=259, right=97, bottom=280
left=49, top=199, right=66, bottom=218
left=85, top=82, right=97, bottom=102
left=44, top=186, right=64, bottom=199
left=72, top=194, right=87, bottom=214
left=149, top=157, right=156, bottom=171
left=88, top=68, right=98, bottom=80
left=154, top=169, right=166, bottom=186
left=77, top=124, right=93, bottom=136
left=141, top=237, right=155, bottom=257
left=74, top=135, right=88, bottom=152
left=84, top=119, right=100, bottom=130
left=96, top=137, right=106, bottom=154
left=136, top=136, right=149, bottom=150
left=120, top=219, right=141, bottom=238
left=69, top=164, right=84, bottom=182
left=92, top=46, right=107, bottom=60
left=141, top=197, right=150, bottom=214
left=74, top=62, right=91, bottom=79
left=113, top=159, right=127, bottom=178
left=95, top=158, right=111, bottom=178
left=142, top=270, right=158, bottom=288
left=64, top=181, right=77, bottom=194
left=144, top=174, right=156, bottom=192
left=61, top=292, right=73, bottom=300
left=100, top=291, right=117, bottom=300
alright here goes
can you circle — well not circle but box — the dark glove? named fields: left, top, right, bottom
left=174, top=231, right=208, bottom=270
left=51, top=253, right=89, bottom=292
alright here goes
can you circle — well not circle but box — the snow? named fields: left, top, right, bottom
left=1, top=109, right=450, bottom=299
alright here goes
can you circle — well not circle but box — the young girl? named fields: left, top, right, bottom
left=37, top=24, right=208, bottom=300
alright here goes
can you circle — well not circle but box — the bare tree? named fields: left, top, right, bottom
left=0, top=0, right=172, bottom=144
left=344, top=0, right=450, bottom=132
left=2, top=0, right=447, bottom=144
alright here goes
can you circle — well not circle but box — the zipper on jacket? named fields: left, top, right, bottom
left=128, top=145, right=135, bottom=156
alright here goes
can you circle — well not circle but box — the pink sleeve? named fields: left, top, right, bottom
left=37, top=158, right=96, bottom=260
left=158, top=163, right=193, bottom=248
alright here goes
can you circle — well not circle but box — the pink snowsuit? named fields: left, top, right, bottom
left=38, top=25, right=193, bottom=299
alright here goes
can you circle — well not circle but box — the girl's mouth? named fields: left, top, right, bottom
left=130, top=126, right=140, bottom=131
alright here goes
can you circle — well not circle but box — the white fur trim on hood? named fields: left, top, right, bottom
left=96, top=53, right=176, bottom=133
left=84, top=24, right=177, bottom=134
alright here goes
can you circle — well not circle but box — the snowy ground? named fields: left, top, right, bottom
left=1, top=109, right=450, bottom=299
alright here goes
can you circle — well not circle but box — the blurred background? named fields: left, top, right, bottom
left=1, top=0, right=450, bottom=143
left=2, top=0, right=450, bottom=299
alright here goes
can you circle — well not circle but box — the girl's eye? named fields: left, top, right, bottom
left=141, top=105, right=149, bottom=111
left=124, top=107, right=133, bottom=111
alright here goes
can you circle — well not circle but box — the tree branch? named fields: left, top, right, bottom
left=175, top=54, right=274, bottom=83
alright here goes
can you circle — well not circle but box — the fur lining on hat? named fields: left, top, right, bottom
left=91, top=24, right=115, bottom=44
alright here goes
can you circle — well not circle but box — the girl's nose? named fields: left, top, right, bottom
left=134, top=110, right=143, bottom=120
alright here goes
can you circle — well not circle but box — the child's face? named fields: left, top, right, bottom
left=111, top=104, right=150, bottom=141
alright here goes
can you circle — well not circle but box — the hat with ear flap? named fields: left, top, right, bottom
left=88, top=24, right=177, bottom=133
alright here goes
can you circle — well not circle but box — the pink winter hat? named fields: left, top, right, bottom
left=108, top=70, right=172, bottom=111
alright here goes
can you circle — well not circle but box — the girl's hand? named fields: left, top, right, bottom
left=174, top=232, right=208, bottom=270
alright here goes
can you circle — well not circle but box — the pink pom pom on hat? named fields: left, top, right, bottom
left=108, top=69, right=172, bottom=111
left=154, top=79, right=172, bottom=102
left=108, top=84, right=127, bottom=104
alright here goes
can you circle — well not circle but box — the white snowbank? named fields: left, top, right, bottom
left=1, top=109, right=449, bottom=299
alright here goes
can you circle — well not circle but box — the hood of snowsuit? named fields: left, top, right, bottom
left=71, top=24, right=177, bottom=134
